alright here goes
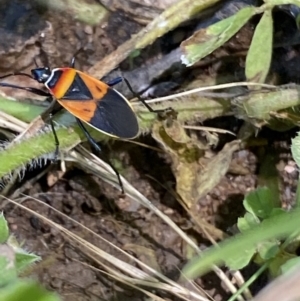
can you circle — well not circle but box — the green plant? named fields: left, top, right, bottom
left=0, top=213, right=60, bottom=301
left=181, top=133, right=300, bottom=298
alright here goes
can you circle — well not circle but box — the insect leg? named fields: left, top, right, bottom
left=76, top=118, right=125, bottom=194
left=69, top=47, right=84, bottom=68
left=122, top=77, right=157, bottom=112
left=70, top=57, right=76, bottom=68
left=49, top=113, right=60, bottom=160
left=122, top=77, right=175, bottom=117
left=41, top=99, right=63, bottom=161
left=106, top=77, right=123, bottom=87
left=106, top=76, right=163, bottom=113
left=104, top=76, right=156, bottom=112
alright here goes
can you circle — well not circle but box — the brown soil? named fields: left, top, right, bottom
left=0, top=1, right=299, bottom=301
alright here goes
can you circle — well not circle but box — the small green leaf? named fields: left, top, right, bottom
left=296, top=177, right=300, bottom=208
left=0, top=213, right=9, bottom=243
left=245, top=9, right=273, bottom=83
left=243, top=187, right=275, bottom=219
left=291, top=132, right=300, bottom=207
left=291, top=131, right=300, bottom=169
left=257, top=241, right=279, bottom=260
left=280, top=256, right=300, bottom=275
left=237, top=212, right=260, bottom=232
left=296, top=13, right=300, bottom=28
left=266, top=0, right=300, bottom=7
left=129, top=49, right=141, bottom=59
left=180, top=6, right=256, bottom=66
left=15, top=252, right=40, bottom=272
left=0, top=246, right=17, bottom=287
left=270, top=208, right=286, bottom=216
left=257, top=152, right=281, bottom=208
left=268, top=252, right=297, bottom=278
left=0, top=280, right=61, bottom=301
left=35, top=0, right=108, bottom=26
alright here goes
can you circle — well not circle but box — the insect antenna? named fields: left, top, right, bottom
left=0, top=72, right=33, bottom=80
left=0, top=82, right=50, bottom=97
left=0, top=72, right=50, bottom=96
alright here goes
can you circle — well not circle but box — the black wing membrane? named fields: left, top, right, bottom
left=90, top=87, right=139, bottom=139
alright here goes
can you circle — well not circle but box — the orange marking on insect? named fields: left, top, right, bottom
left=51, top=68, right=77, bottom=99
left=57, top=99, right=97, bottom=122
left=76, top=70, right=109, bottom=99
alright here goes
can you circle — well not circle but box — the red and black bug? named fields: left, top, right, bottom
left=0, top=58, right=165, bottom=193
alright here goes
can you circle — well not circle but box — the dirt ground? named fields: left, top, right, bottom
left=0, top=1, right=300, bottom=300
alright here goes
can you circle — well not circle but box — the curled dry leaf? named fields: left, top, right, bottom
left=152, top=119, right=205, bottom=208
left=152, top=118, right=242, bottom=208
left=195, top=139, right=241, bottom=200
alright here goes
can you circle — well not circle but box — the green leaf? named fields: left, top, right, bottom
left=270, top=208, right=286, bottom=216
left=0, top=280, right=61, bottom=301
left=237, top=212, right=260, bottom=232
left=129, top=49, right=141, bottom=59
left=181, top=208, right=300, bottom=280
left=296, top=177, right=300, bottom=208
left=268, top=252, right=297, bottom=278
left=280, top=256, right=300, bottom=275
left=245, top=9, right=273, bottom=83
left=0, top=213, right=9, bottom=243
left=257, top=152, right=281, bottom=208
left=15, top=252, right=40, bottom=272
left=266, top=0, right=300, bottom=7
left=232, top=215, right=279, bottom=270
left=257, top=241, right=279, bottom=260
left=0, top=246, right=17, bottom=287
left=35, top=0, right=108, bottom=26
left=291, top=132, right=300, bottom=207
left=291, top=131, right=300, bottom=169
left=243, top=187, right=275, bottom=219
left=180, top=6, right=256, bottom=66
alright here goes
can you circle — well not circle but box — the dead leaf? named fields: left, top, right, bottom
left=123, top=244, right=161, bottom=273
left=152, top=119, right=241, bottom=209
left=152, top=119, right=205, bottom=208
left=195, top=140, right=241, bottom=202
